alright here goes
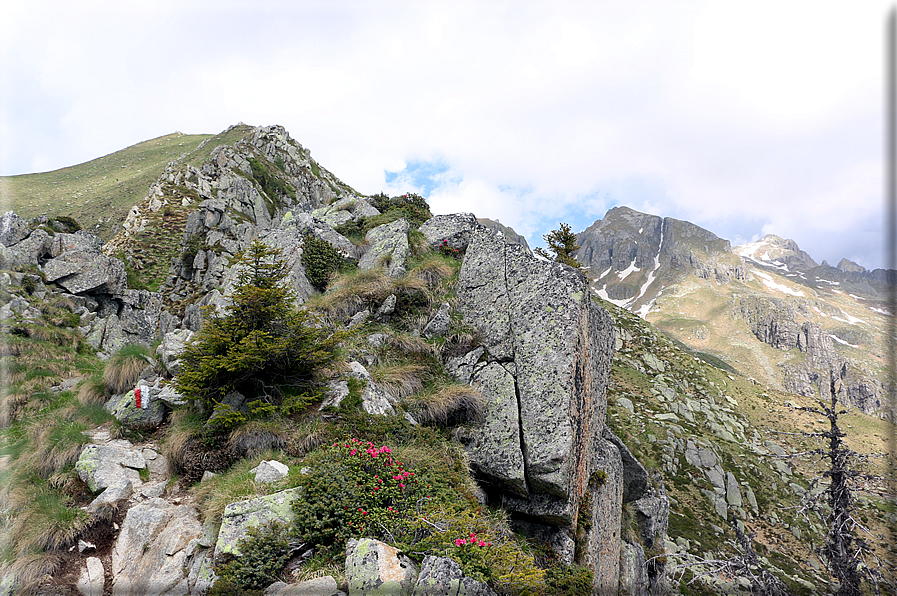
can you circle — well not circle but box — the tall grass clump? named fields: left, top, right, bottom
left=103, top=343, right=152, bottom=394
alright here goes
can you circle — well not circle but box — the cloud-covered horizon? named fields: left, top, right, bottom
left=1, top=0, right=890, bottom=269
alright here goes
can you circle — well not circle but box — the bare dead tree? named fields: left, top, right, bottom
left=791, top=365, right=884, bottom=596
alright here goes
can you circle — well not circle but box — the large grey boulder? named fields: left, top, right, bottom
left=75, top=442, right=146, bottom=493
left=358, top=219, right=409, bottom=278
left=50, top=230, right=104, bottom=257
left=4, top=228, right=51, bottom=267
left=0, top=211, right=30, bottom=247
left=111, top=498, right=202, bottom=596
left=456, top=226, right=615, bottom=506
left=412, top=556, right=497, bottom=596
left=418, top=213, right=480, bottom=252
left=464, top=362, right=526, bottom=497
left=215, top=487, right=303, bottom=561
left=43, top=250, right=127, bottom=295
left=311, top=197, right=380, bottom=228
left=345, top=538, right=417, bottom=596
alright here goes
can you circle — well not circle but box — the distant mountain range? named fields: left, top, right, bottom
left=576, top=206, right=892, bottom=417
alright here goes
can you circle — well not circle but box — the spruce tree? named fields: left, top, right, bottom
left=176, top=240, right=345, bottom=429
left=535, top=223, right=583, bottom=269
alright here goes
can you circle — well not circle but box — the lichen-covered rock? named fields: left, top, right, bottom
left=418, top=213, right=480, bottom=252
left=411, top=556, right=497, bottom=596
left=75, top=442, right=146, bottom=493
left=43, top=247, right=127, bottom=295
left=457, top=226, right=615, bottom=504
left=106, top=389, right=167, bottom=431
left=358, top=219, right=409, bottom=278
left=4, top=227, right=51, bottom=267
left=111, top=498, right=202, bottom=595
left=311, top=197, right=380, bottom=229
left=633, top=495, right=669, bottom=550
left=215, top=487, right=303, bottom=561
left=618, top=541, right=647, bottom=596
left=583, top=436, right=623, bottom=593
left=0, top=211, right=30, bottom=247
left=464, top=362, right=526, bottom=497
left=345, top=538, right=417, bottom=596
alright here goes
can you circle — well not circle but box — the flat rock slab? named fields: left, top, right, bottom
left=76, top=443, right=146, bottom=493
left=111, top=498, right=202, bottom=596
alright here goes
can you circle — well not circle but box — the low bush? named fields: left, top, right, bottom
left=300, top=234, right=347, bottom=292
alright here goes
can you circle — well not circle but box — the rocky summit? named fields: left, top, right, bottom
left=0, top=123, right=894, bottom=596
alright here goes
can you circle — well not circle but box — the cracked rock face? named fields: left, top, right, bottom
left=456, top=226, right=615, bottom=514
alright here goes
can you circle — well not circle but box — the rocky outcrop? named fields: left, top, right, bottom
left=111, top=498, right=203, bottom=595
left=358, top=219, right=410, bottom=278
left=455, top=225, right=619, bottom=589
left=420, top=213, right=481, bottom=251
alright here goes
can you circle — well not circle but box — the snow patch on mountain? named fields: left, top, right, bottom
left=752, top=270, right=804, bottom=297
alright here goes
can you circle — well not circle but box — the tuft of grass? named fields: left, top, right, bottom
left=103, top=343, right=152, bottom=394
left=369, top=362, right=431, bottom=399
left=409, top=253, right=456, bottom=289
left=76, top=374, right=109, bottom=405
left=406, top=383, right=485, bottom=426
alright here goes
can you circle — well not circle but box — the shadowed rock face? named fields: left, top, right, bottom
left=456, top=225, right=616, bottom=517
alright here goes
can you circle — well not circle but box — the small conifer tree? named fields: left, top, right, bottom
left=176, top=240, right=345, bottom=428
left=535, top=223, right=583, bottom=269
left=536, top=223, right=582, bottom=269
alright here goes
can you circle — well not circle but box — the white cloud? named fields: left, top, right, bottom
left=1, top=0, right=892, bottom=268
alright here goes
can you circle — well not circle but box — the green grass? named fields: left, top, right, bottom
left=0, top=132, right=213, bottom=241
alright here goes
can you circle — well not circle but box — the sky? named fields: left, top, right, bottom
left=0, top=0, right=892, bottom=270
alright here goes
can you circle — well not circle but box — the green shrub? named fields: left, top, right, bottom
left=21, top=275, right=38, bottom=295
left=544, top=564, right=594, bottom=595
left=215, top=521, right=295, bottom=591
left=292, top=439, right=429, bottom=552
left=50, top=215, right=81, bottom=233
left=176, top=241, right=346, bottom=433
left=301, top=235, right=346, bottom=292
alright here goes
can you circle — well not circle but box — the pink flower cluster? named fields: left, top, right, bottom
left=454, top=532, right=492, bottom=548
left=335, top=438, right=394, bottom=460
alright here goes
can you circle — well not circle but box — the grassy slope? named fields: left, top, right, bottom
left=0, top=132, right=214, bottom=242
left=603, top=296, right=894, bottom=594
